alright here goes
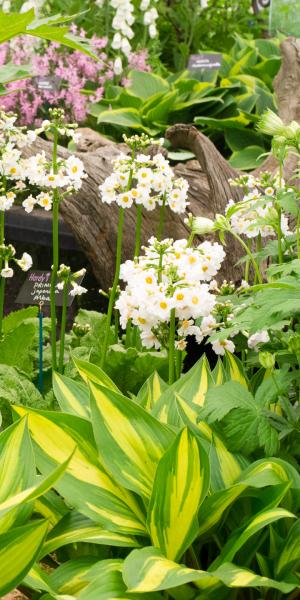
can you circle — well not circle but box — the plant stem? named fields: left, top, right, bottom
left=176, top=349, right=183, bottom=379
left=231, top=231, right=262, bottom=284
left=168, top=308, right=176, bottom=385
left=50, top=128, right=59, bottom=372
left=58, top=280, right=68, bottom=374
left=134, top=204, right=143, bottom=257
left=114, top=308, right=119, bottom=342
left=0, top=210, right=5, bottom=339
left=276, top=159, right=284, bottom=264
left=100, top=207, right=125, bottom=368
left=157, top=194, right=166, bottom=240
left=187, top=231, right=195, bottom=248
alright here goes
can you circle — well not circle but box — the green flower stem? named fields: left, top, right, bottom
left=134, top=204, right=143, bottom=257
left=58, top=279, right=69, bottom=374
left=100, top=206, right=125, bottom=368
left=231, top=231, right=262, bottom=284
left=0, top=277, right=5, bottom=339
left=297, top=210, right=300, bottom=260
left=255, top=233, right=262, bottom=283
left=276, top=160, right=284, bottom=264
left=187, top=232, right=195, bottom=248
left=50, top=128, right=59, bottom=371
left=157, top=194, right=166, bottom=241
left=168, top=308, right=176, bottom=385
left=125, top=318, right=131, bottom=348
left=114, top=308, right=119, bottom=343
left=176, top=348, right=183, bottom=380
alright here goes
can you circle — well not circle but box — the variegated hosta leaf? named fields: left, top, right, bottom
left=13, top=406, right=147, bottom=536
left=41, top=511, right=140, bottom=557
left=76, top=558, right=162, bottom=600
left=0, top=453, right=71, bottom=528
left=73, top=356, right=120, bottom=392
left=223, top=351, right=248, bottom=388
left=34, top=488, right=68, bottom=527
left=48, top=557, right=100, bottom=595
left=23, top=564, right=54, bottom=594
left=89, top=382, right=175, bottom=499
left=0, top=520, right=49, bottom=596
left=122, top=547, right=296, bottom=595
left=276, top=518, right=300, bottom=579
left=176, top=395, right=247, bottom=491
left=212, top=359, right=226, bottom=385
left=53, top=372, right=90, bottom=419
left=147, top=428, right=209, bottom=561
left=136, top=371, right=168, bottom=411
left=152, top=356, right=214, bottom=427
left=0, top=417, right=35, bottom=533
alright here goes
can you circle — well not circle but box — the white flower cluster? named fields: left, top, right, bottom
left=21, top=154, right=86, bottom=213
left=0, top=244, right=32, bottom=279
left=226, top=175, right=290, bottom=239
left=115, top=237, right=225, bottom=350
left=141, top=0, right=159, bottom=39
left=99, top=152, right=189, bottom=213
left=56, top=264, right=88, bottom=297
left=111, top=0, right=135, bottom=74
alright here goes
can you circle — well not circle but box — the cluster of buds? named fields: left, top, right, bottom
left=72, top=322, right=91, bottom=337
left=0, top=244, right=32, bottom=278
left=56, top=264, right=88, bottom=297
left=42, top=108, right=81, bottom=144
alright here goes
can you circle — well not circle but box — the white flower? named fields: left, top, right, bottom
left=56, top=281, right=64, bottom=291
left=248, top=330, right=270, bottom=351
left=70, top=282, right=88, bottom=297
left=175, top=339, right=187, bottom=351
left=22, top=195, right=36, bottom=213
left=116, top=191, right=133, bottom=208
left=37, top=192, right=53, bottom=211
left=16, top=252, right=32, bottom=271
left=149, top=23, right=157, bottom=38
left=192, top=216, right=215, bottom=235
left=212, top=338, right=235, bottom=356
left=114, top=56, right=123, bottom=75
left=1, top=265, right=13, bottom=278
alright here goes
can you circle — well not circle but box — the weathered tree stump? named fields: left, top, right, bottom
left=22, top=37, right=300, bottom=288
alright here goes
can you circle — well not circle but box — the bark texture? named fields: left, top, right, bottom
left=22, top=37, right=300, bottom=288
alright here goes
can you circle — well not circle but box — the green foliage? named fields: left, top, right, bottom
left=90, top=36, right=279, bottom=165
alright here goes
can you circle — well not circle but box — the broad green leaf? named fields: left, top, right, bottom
left=13, top=406, right=147, bottom=536
left=53, top=372, right=90, bottom=419
left=2, top=306, right=38, bottom=333
left=229, top=145, right=265, bottom=170
left=79, top=564, right=162, bottom=599
left=276, top=519, right=300, bottom=579
left=0, top=520, right=48, bottom=596
left=223, top=352, right=248, bottom=387
left=34, top=488, right=68, bottom=526
left=73, top=356, right=120, bottom=392
left=167, top=150, right=195, bottom=161
left=42, top=511, right=139, bottom=556
left=0, top=417, right=35, bottom=533
left=128, top=70, right=169, bottom=100
left=89, top=382, right=175, bottom=498
left=23, top=564, right=54, bottom=594
left=198, top=484, right=246, bottom=536
left=135, top=371, right=168, bottom=411
left=97, top=108, right=143, bottom=129
left=123, top=547, right=296, bottom=594
left=49, top=557, right=99, bottom=594
left=194, top=114, right=250, bottom=129
left=147, top=428, right=209, bottom=561
left=145, top=91, right=177, bottom=123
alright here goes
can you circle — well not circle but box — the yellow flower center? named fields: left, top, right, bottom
left=176, top=293, right=184, bottom=301
left=160, top=301, right=167, bottom=309
left=10, top=167, right=16, bottom=174
left=145, top=276, right=153, bottom=284
left=192, top=296, right=199, bottom=305
left=202, top=266, right=208, bottom=272
left=71, top=166, right=78, bottom=173
left=189, top=256, right=197, bottom=264
left=138, top=317, right=146, bottom=325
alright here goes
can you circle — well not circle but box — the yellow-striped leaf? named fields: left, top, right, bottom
left=89, top=382, right=175, bottom=499
left=276, top=518, right=300, bottom=579
left=136, top=371, right=168, bottom=411
left=23, top=564, right=54, bottom=593
left=0, top=520, right=49, bottom=596
left=13, top=406, right=147, bottom=536
left=0, top=417, right=35, bottom=533
left=224, top=352, right=248, bottom=388
left=53, top=372, right=90, bottom=419
left=42, top=511, right=140, bottom=556
left=212, top=359, right=226, bottom=385
left=153, top=356, right=214, bottom=426
left=176, top=395, right=246, bottom=491
left=73, top=357, right=120, bottom=392
left=48, top=557, right=99, bottom=595
left=123, top=547, right=296, bottom=594
left=147, top=427, right=209, bottom=562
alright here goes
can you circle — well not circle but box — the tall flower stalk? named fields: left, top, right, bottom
left=50, top=123, right=60, bottom=371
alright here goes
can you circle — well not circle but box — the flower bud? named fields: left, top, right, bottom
left=191, top=216, right=215, bottom=235
left=259, top=351, right=275, bottom=370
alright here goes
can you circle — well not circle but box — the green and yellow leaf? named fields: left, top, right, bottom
left=147, top=428, right=209, bottom=561
left=53, top=372, right=90, bottom=419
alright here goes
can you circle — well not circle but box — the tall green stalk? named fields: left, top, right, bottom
left=0, top=210, right=4, bottom=338
left=231, top=231, right=262, bottom=284
left=100, top=207, right=125, bottom=368
left=276, top=160, right=284, bottom=264
left=168, top=308, right=176, bottom=385
left=157, top=194, right=166, bottom=240
left=134, top=204, right=143, bottom=257
left=50, top=128, right=59, bottom=371
left=58, top=279, right=68, bottom=374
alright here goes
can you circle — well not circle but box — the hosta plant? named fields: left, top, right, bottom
left=4, top=354, right=299, bottom=599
